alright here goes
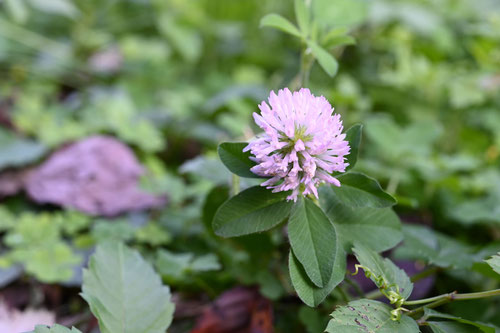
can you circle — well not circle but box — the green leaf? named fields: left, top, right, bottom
left=0, top=130, right=47, bottom=170
left=424, top=308, right=497, bottom=333
left=345, top=124, right=362, bottom=171
left=326, top=299, right=419, bottom=333
left=288, top=197, right=337, bottom=287
left=320, top=187, right=403, bottom=252
left=289, top=237, right=346, bottom=307
left=332, top=172, right=396, bottom=208
left=353, top=242, right=413, bottom=300
left=213, top=186, right=293, bottom=237
left=323, top=35, right=356, bottom=49
left=81, top=242, right=175, bottom=333
left=294, top=0, right=310, bottom=37
left=4, top=0, right=29, bottom=23
left=217, top=142, right=259, bottom=178
left=299, top=306, right=329, bottom=333
left=28, top=0, right=79, bottom=18
left=155, top=249, right=193, bottom=278
left=31, top=324, right=82, bottom=333
left=485, top=253, right=500, bottom=275
left=260, top=14, right=302, bottom=38
left=308, top=41, right=339, bottom=77
left=428, top=321, right=481, bottom=333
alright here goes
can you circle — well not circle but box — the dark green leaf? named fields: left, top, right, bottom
left=289, top=236, right=346, bottom=307
left=353, top=242, right=413, bottom=300
left=332, top=172, right=396, bottom=208
left=260, top=14, right=302, bottom=38
left=81, top=242, right=175, bottom=333
left=217, top=142, right=259, bottom=178
left=345, top=124, right=362, bottom=171
left=308, top=41, right=339, bottom=77
left=320, top=187, right=402, bottom=252
left=288, top=197, right=337, bottom=287
left=326, top=299, right=419, bottom=333
left=213, top=186, right=293, bottom=237
left=424, top=308, right=497, bottom=333
left=428, top=321, right=481, bottom=333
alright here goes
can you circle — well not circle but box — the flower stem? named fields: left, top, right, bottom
left=405, top=289, right=500, bottom=316
left=232, top=174, right=240, bottom=195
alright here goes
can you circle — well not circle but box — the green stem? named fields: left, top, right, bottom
left=232, top=174, right=240, bottom=196
left=405, top=289, right=500, bottom=315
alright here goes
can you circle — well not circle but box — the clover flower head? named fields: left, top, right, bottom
left=244, top=88, right=350, bottom=201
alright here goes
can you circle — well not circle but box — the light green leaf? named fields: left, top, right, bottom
left=320, top=187, right=402, bottom=252
left=81, top=242, right=175, bottom=333
left=288, top=197, right=337, bottom=287
left=345, top=124, right=362, bottom=171
left=289, top=236, right=346, bottom=307
left=213, top=186, right=293, bottom=237
left=332, top=173, right=396, bottom=208
left=31, top=324, right=82, bottom=333
left=424, top=308, right=497, bottom=333
left=326, top=299, right=419, bottom=333
left=295, top=0, right=310, bottom=37
left=353, top=243, right=413, bottom=300
left=485, top=253, right=500, bottom=275
left=4, top=0, right=29, bottom=23
left=155, top=250, right=193, bottom=278
left=312, top=0, right=368, bottom=29
left=218, top=142, right=258, bottom=178
left=308, top=41, right=339, bottom=77
left=191, top=254, right=221, bottom=271
left=260, top=14, right=302, bottom=38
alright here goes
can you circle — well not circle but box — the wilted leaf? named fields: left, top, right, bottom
left=82, top=242, right=175, bottom=333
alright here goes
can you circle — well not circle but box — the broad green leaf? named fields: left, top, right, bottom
left=485, top=253, right=500, bottom=275
left=81, top=242, right=175, bottom=333
left=260, top=14, right=302, bottom=38
left=424, top=308, right=497, bottom=333
left=428, top=321, right=481, bottom=333
left=320, top=187, right=402, bottom=252
left=288, top=197, right=337, bottom=287
left=353, top=243, right=413, bottom=300
left=294, top=0, right=310, bottom=37
left=0, top=129, right=47, bottom=170
left=332, top=172, right=396, bottom=208
left=393, top=224, right=478, bottom=269
left=213, top=186, right=293, bottom=237
left=289, top=236, right=346, bottom=307
left=218, top=142, right=259, bottom=178
left=308, top=41, right=339, bottom=77
left=31, top=324, right=82, bottom=333
left=326, top=299, right=419, bottom=333
left=345, top=124, right=362, bottom=171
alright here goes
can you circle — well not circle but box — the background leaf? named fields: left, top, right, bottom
left=294, top=0, right=310, bottom=37
left=332, top=172, right=396, bottom=208
left=288, top=197, right=337, bottom=287
left=485, top=253, right=500, bottom=275
left=213, top=186, right=293, bottom=237
left=424, top=308, right=497, bottom=333
left=344, top=124, right=362, bottom=172
left=32, top=325, right=82, bottom=333
left=218, top=142, right=259, bottom=178
left=326, top=299, right=419, bottom=333
left=81, top=242, right=175, bottom=333
left=0, top=130, right=47, bottom=170
left=260, top=14, right=302, bottom=38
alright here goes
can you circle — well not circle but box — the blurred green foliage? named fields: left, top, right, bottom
left=0, top=0, right=499, bottom=331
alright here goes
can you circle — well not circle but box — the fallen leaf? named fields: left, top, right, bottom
left=26, top=135, right=165, bottom=216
